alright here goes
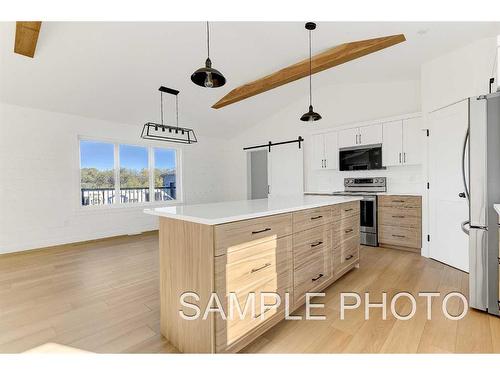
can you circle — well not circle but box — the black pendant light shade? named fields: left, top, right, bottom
left=300, top=22, right=322, bottom=122
left=300, top=105, right=322, bottom=122
left=191, top=22, right=226, bottom=88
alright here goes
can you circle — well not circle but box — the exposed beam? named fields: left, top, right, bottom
left=212, top=34, right=406, bottom=109
left=14, top=21, right=42, bottom=58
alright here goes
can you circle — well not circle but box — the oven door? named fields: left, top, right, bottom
left=360, top=196, right=377, bottom=234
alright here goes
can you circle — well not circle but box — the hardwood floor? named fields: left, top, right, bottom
left=0, top=233, right=498, bottom=353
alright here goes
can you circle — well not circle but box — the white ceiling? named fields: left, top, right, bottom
left=1, top=21, right=499, bottom=138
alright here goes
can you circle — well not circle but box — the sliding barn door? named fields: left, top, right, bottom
left=268, top=143, right=304, bottom=198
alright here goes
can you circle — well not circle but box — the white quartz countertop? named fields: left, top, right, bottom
left=144, top=195, right=362, bottom=225
left=494, top=204, right=500, bottom=215
left=304, top=191, right=422, bottom=197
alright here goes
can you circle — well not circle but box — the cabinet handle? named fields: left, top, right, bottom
left=404, top=152, right=406, bottom=163
left=310, top=240, right=323, bottom=248
left=344, top=228, right=353, bottom=234
left=392, top=215, right=405, bottom=218
left=251, top=262, right=272, bottom=273
left=392, top=200, right=405, bottom=203
left=312, top=273, right=324, bottom=282
left=399, top=152, right=401, bottom=163
left=251, top=228, right=271, bottom=234
left=345, top=255, right=354, bottom=260
left=359, top=134, right=362, bottom=144
left=310, top=215, right=323, bottom=220
left=392, top=234, right=406, bottom=238
left=344, top=208, right=353, bottom=212
left=325, top=159, right=327, bottom=168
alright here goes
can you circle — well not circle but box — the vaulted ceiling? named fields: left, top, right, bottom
left=1, top=22, right=499, bottom=138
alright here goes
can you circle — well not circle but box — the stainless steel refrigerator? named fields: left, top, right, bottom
left=461, top=92, right=500, bottom=316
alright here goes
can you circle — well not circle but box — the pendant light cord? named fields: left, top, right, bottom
left=309, top=29, right=312, bottom=107
left=176, top=95, right=179, bottom=128
left=206, top=21, right=210, bottom=58
left=160, top=91, right=164, bottom=125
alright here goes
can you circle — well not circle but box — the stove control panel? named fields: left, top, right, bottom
left=344, top=177, right=386, bottom=191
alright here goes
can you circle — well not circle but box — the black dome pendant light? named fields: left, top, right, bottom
left=191, top=22, right=226, bottom=88
left=300, top=22, right=322, bottom=122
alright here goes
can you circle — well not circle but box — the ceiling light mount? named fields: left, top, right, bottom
left=300, top=21, right=322, bottom=123
left=191, top=22, right=226, bottom=88
left=141, top=86, right=198, bottom=144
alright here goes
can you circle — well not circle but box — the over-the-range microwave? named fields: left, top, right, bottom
left=339, top=144, right=383, bottom=171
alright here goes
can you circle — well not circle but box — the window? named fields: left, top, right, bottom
left=154, top=148, right=177, bottom=201
left=79, top=139, right=179, bottom=207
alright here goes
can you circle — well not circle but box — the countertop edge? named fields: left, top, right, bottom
left=144, top=197, right=362, bottom=225
left=304, top=191, right=423, bottom=196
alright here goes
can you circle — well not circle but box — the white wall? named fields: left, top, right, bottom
left=224, top=80, right=422, bottom=200
left=0, top=102, right=230, bottom=254
left=421, top=37, right=497, bottom=113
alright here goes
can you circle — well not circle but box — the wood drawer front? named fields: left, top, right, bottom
left=334, top=236, right=359, bottom=272
left=226, top=276, right=291, bottom=345
left=293, top=225, right=332, bottom=270
left=293, top=254, right=331, bottom=302
left=339, top=215, right=360, bottom=242
left=225, top=236, right=292, bottom=293
left=292, top=206, right=333, bottom=233
left=378, top=195, right=421, bottom=208
left=215, top=213, right=292, bottom=256
left=379, top=225, right=420, bottom=248
left=379, top=206, right=420, bottom=228
left=339, top=201, right=360, bottom=220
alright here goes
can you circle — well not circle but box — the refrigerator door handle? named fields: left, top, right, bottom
left=461, top=220, right=470, bottom=235
left=461, top=128, right=470, bottom=201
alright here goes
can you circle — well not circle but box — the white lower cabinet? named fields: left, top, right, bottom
left=311, top=132, right=338, bottom=170
left=382, top=117, right=423, bottom=167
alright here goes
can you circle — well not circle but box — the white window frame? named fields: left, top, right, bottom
left=77, top=136, right=183, bottom=210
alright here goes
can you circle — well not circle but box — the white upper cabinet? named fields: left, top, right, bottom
left=382, top=120, right=403, bottom=166
left=358, top=124, right=383, bottom=146
left=310, top=132, right=338, bottom=170
left=402, top=117, right=423, bottom=165
left=382, top=117, right=423, bottom=167
left=338, top=124, right=382, bottom=148
left=323, top=132, right=338, bottom=170
left=338, top=127, right=359, bottom=149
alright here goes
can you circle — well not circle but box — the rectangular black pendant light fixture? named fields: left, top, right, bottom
left=141, top=86, right=198, bottom=144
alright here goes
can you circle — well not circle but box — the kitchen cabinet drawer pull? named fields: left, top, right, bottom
left=310, top=215, right=323, bottom=220
left=345, top=254, right=354, bottom=260
left=344, top=208, right=354, bottom=212
left=251, top=227, right=271, bottom=235
left=250, top=262, right=272, bottom=274
left=344, top=228, right=353, bottom=234
left=392, top=200, right=405, bottom=203
left=392, top=234, right=406, bottom=238
left=310, top=240, right=323, bottom=248
left=311, top=273, right=324, bottom=282
left=391, top=215, right=405, bottom=218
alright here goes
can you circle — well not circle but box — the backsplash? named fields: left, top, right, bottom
left=306, top=164, right=424, bottom=195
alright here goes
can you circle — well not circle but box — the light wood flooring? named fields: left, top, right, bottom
left=0, top=232, right=499, bottom=353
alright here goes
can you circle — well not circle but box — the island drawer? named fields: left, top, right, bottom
left=292, top=206, right=333, bottom=233
left=293, top=255, right=331, bottom=306
left=215, top=213, right=292, bottom=256
left=334, top=236, right=359, bottom=273
left=339, top=201, right=360, bottom=220
left=339, top=214, right=360, bottom=242
left=223, top=236, right=292, bottom=293
left=292, top=225, right=332, bottom=270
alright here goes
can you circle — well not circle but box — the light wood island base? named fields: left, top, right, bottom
left=157, top=200, right=361, bottom=353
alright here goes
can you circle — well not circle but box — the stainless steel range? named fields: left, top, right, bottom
left=332, top=177, right=387, bottom=247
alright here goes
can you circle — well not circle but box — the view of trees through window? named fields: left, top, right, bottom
left=80, top=140, right=177, bottom=206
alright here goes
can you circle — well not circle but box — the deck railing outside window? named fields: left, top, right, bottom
left=81, top=184, right=176, bottom=206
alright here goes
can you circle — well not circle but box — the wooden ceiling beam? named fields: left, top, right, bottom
left=14, top=21, right=42, bottom=58
left=212, top=34, right=406, bottom=109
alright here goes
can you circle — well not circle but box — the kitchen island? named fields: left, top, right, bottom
left=145, top=195, right=362, bottom=353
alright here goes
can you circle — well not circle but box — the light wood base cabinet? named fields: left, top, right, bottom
left=158, top=201, right=360, bottom=353
left=378, top=195, right=422, bottom=252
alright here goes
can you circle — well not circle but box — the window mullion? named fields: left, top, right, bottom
left=114, top=144, right=120, bottom=205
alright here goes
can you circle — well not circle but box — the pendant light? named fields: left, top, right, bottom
left=300, top=22, right=322, bottom=122
left=191, top=22, right=226, bottom=88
